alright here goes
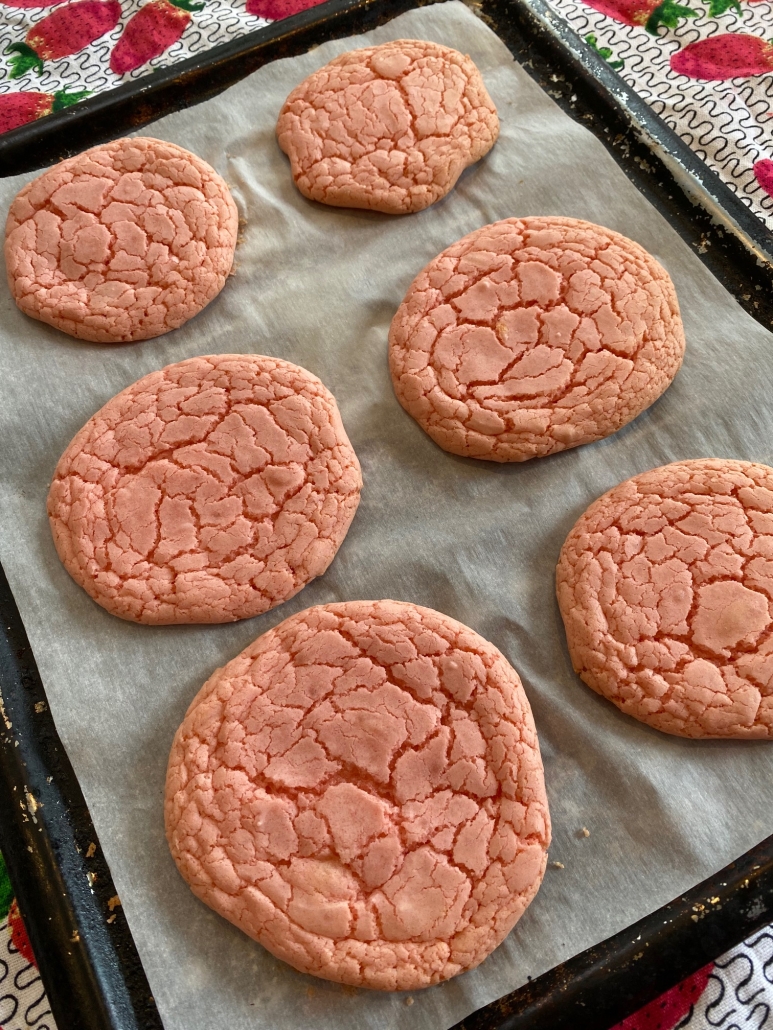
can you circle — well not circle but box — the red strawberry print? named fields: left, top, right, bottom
left=6, top=0, right=121, bottom=78
left=8, top=900, right=36, bottom=967
left=1, top=0, right=65, bottom=9
left=582, top=0, right=696, bottom=34
left=671, top=33, right=773, bottom=80
left=109, top=0, right=203, bottom=74
left=0, top=87, right=89, bottom=132
left=754, top=159, right=773, bottom=198
left=246, top=0, right=327, bottom=17
left=612, top=963, right=713, bottom=1030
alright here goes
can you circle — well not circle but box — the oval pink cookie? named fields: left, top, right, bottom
left=47, top=355, right=362, bottom=624
left=389, top=217, right=685, bottom=461
left=165, top=600, right=550, bottom=989
left=557, top=459, right=773, bottom=738
left=5, top=137, right=238, bottom=343
left=276, top=39, right=499, bottom=214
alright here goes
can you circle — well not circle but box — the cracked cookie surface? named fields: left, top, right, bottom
left=47, top=355, right=362, bottom=624
left=165, top=600, right=550, bottom=989
left=557, top=459, right=773, bottom=738
left=276, top=39, right=499, bottom=214
left=389, top=217, right=685, bottom=461
left=5, top=137, right=238, bottom=343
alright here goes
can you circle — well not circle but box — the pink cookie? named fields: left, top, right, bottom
left=389, top=217, right=685, bottom=461
left=276, top=39, right=499, bottom=214
left=165, top=600, right=550, bottom=990
left=5, top=137, right=238, bottom=343
left=48, top=355, right=361, bottom=624
left=557, top=459, right=773, bottom=739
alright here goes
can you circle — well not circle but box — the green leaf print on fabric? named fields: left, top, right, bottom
left=645, top=0, right=698, bottom=33
left=707, top=0, right=741, bottom=15
left=586, top=32, right=625, bottom=68
left=0, top=851, right=15, bottom=923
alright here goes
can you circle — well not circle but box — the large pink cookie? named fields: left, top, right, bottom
left=47, top=355, right=361, bottom=624
left=276, top=39, right=499, bottom=214
left=165, top=600, right=550, bottom=990
left=557, top=459, right=773, bottom=738
left=389, top=217, right=685, bottom=461
left=5, top=137, right=238, bottom=343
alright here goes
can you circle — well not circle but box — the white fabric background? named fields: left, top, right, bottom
left=1, top=4, right=773, bottom=1029
left=0, top=919, right=55, bottom=1030
left=684, top=932, right=773, bottom=1029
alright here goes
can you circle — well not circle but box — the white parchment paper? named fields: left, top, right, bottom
left=1, top=4, right=773, bottom=1027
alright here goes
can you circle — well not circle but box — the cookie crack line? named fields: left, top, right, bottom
left=165, top=600, right=550, bottom=991
left=47, top=355, right=363, bottom=625
left=276, top=39, right=500, bottom=215
left=5, top=136, right=238, bottom=344
left=557, top=458, right=773, bottom=739
left=217, top=608, right=512, bottom=807
left=390, top=215, right=685, bottom=463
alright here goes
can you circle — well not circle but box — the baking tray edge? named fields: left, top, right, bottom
left=0, top=559, right=163, bottom=1030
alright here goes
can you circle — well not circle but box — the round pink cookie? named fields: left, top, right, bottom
left=276, top=39, right=499, bottom=214
left=557, top=459, right=773, bottom=739
left=165, top=600, right=550, bottom=990
left=47, top=355, right=361, bottom=624
left=389, top=217, right=685, bottom=462
left=5, top=137, right=238, bottom=343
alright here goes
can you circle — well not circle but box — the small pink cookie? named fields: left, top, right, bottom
left=165, top=600, right=550, bottom=990
left=389, top=217, right=685, bottom=461
left=47, top=355, right=361, bottom=624
left=557, top=459, right=773, bottom=739
left=5, top=137, right=238, bottom=343
left=276, top=39, right=499, bottom=214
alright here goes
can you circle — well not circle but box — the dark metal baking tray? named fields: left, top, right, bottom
left=1, top=1, right=773, bottom=1028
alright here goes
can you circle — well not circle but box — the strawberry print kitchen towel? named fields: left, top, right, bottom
left=547, top=0, right=773, bottom=230
left=0, top=0, right=326, bottom=134
left=611, top=929, right=773, bottom=1030
left=0, top=849, right=56, bottom=1030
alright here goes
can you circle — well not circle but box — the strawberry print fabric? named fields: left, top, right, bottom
left=546, top=0, right=773, bottom=230
left=0, top=0, right=327, bottom=134
left=611, top=929, right=773, bottom=1030
left=0, top=850, right=56, bottom=1030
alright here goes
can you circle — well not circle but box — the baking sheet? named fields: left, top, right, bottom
left=0, top=3, right=772, bottom=1027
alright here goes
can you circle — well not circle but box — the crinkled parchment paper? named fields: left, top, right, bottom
left=1, top=3, right=772, bottom=1028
